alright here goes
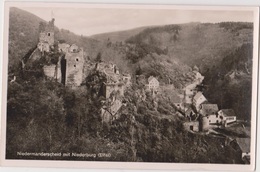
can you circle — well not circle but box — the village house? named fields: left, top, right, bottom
left=230, top=138, right=250, bottom=164
left=181, top=67, right=204, bottom=104
left=197, top=104, right=219, bottom=131
left=193, top=92, right=207, bottom=111
left=198, top=106, right=239, bottom=131
left=122, top=73, right=131, bottom=86
left=218, top=109, right=237, bottom=126
left=236, top=138, right=251, bottom=164
left=198, top=103, right=219, bottom=116
left=146, top=76, right=159, bottom=92
left=184, top=107, right=196, bottom=119
left=194, top=71, right=204, bottom=85
left=185, top=107, right=237, bottom=132
left=183, top=83, right=198, bottom=104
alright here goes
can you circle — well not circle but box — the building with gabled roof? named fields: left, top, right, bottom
left=146, top=76, right=159, bottom=92
left=233, top=138, right=250, bottom=164
left=183, top=82, right=197, bottom=104
left=122, top=73, right=131, bottom=86
left=199, top=103, right=219, bottom=116
left=218, top=109, right=237, bottom=126
left=193, top=91, right=207, bottom=111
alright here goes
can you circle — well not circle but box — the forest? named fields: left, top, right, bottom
left=6, top=62, right=243, bottom=163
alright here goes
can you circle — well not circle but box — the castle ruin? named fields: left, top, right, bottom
left=38, top=18, right=55, bottom=53
left=39, top=18, right=84, bottom=87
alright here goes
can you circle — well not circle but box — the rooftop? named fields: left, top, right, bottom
left=193, top=92, right=206, bottom=101
left=236, top=138, right=250, bottom=153
left=219, top=109, right=236, bottom=117
left=148, top=76, right=158, bottom=83
left=200, top=103, right=219, bottom=115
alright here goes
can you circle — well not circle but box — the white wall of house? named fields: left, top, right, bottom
left=193, top=94, right=207, bottom=111
left=148, top=78, right=159, bottom=90
left=218, top=110, right=237, bottom=125
left=184, top=83, right=197, bottom=104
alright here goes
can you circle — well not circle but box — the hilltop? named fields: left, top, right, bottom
left=90, top=26, right=149, bottom=43
left=125, top=22, right=253, bottom=72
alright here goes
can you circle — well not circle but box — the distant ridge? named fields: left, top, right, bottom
left=90, top=26, right=151, bottom=42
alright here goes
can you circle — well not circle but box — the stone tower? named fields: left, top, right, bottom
left=57, top=44, right=84, bottom=87
left=38, top=18, right=55, bottom=52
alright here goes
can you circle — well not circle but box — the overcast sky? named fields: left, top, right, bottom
left=19, top=6, right=254, bottom=36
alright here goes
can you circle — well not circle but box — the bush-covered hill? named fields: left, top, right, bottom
left=203, top=43, right=253, bottom=121
left=93, top=22, right=253, bottom=84
left=125, top=22, right=253, bottom=72
left=8, top=7, right=44, bottom=73
left=118, top=22, right=253, bottom=120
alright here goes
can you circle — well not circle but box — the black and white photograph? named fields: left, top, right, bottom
left=0, top=2, right=259, bottom=171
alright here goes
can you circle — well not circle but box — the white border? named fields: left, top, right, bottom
left=1, top=2, right=259, bottom=171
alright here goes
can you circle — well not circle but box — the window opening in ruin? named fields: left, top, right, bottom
left=61, top=57, right=67, bottom=85
left=74, top=65, right=76, bottom=67
left=48, top=32, right=51, bottom=36
left=76, top=58, right=79, bottom=61
left=190, top=126, right=193, bottom=131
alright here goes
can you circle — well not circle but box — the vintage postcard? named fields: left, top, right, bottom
left=0, top=2, right=259, bottom=171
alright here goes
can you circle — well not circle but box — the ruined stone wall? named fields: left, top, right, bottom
left=38, top=42, right=50, bottom=53
left=183, top=121, right=199, bottom=132
left=38, top=18, right=55, bottom=49
left=43, top=65, right=57, bottom=78
left=101, top=109, right=112, bottom=123
left=65, top=50, right=84, bottom=86
left=104, top=84, right=124, bottom=98
left=39, top=32, right=54, bottom=45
